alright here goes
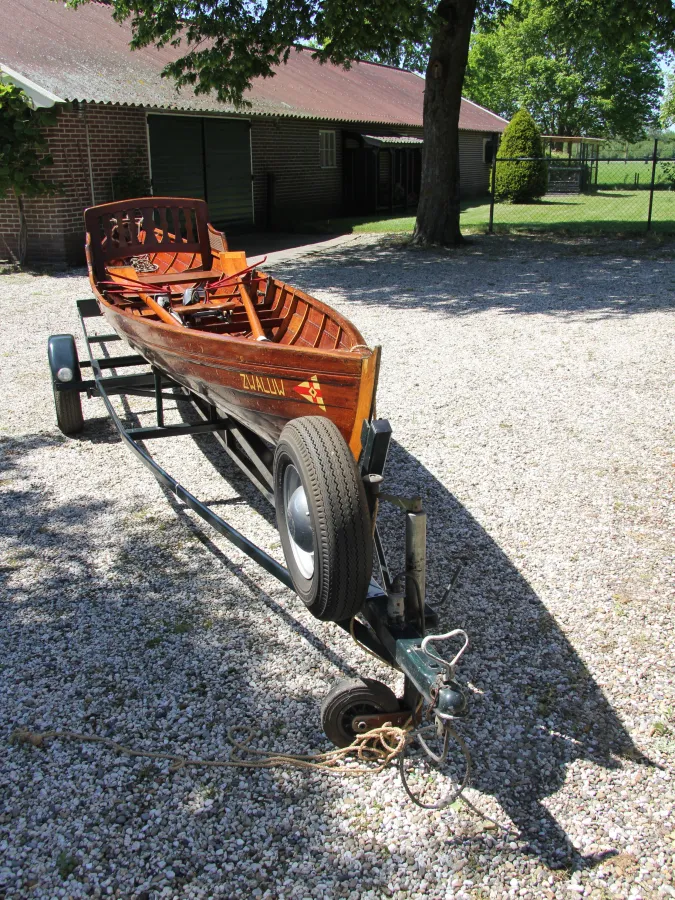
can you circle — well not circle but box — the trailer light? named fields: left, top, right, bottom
left=57, top=366, right=74, bottom=382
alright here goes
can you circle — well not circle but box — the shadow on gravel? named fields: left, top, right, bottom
left=162, top=406, right=651, bottom=871
left=1, top=429, right=361, bottom=896
left=1, top=419, right=650, bottom=890
left=377, top=440, right=651, bottom=870
left=165, top=395, right=652, bottom=871
left=0, top=432, right=109, bottom=606
left=156, top=397, right=363, bottom=680
left=274, top=238, right=675, bottom=319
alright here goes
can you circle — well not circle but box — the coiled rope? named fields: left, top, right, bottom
left=10, top=723, right=407, bottom=776
left=10, top=723, right=513, bottom=830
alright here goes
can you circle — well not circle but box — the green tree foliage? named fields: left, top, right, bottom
left=92, top=0, right=436, bottom=105
left=464, top=0, right=663, bottom=141
left=359, top=38, right=432, bottom=75
left=660, top=70, right=675, bottom=128
left=0, top=82, right=57, bottom=263
left=67, top=0, right=675, bottom=246
left=494, top=107, right=547, bottom=202
left=601, top=130, right=675, bottom=159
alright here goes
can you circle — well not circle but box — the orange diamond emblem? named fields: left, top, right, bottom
left=293, top=375, right=326, bottom=411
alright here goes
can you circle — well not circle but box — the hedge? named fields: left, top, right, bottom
left=494, top=108, right=548, bottom=203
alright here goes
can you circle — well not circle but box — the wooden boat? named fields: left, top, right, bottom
left=54, top=198, right=467, bottom=748
left=84, top=197, right=379, bottom=457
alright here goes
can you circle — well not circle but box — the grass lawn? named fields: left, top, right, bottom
left=594, top=159, right=674, bottom=189
left=305, top=188, right=675, bottom=236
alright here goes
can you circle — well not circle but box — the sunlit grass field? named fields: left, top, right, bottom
left=306, top=188, right=675, bottom=236
left=594, top=159, right=673, bottom=190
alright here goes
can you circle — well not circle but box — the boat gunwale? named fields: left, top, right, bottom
left=93, top=282, right=373, bottom=363
left=85, top=206, right=371, bottom=358
left=104, top=311, right=367, bottom=382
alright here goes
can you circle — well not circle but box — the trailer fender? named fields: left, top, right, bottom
left=48, top=334, right=81, bottom=387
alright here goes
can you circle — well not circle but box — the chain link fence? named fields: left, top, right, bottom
left=460, top=141, right=675, bottom=235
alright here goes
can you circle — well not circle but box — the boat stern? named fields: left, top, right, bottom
left=348, top=345, right=381, bottom=459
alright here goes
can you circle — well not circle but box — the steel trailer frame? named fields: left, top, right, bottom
left=49, top=297, right=469, bottom=737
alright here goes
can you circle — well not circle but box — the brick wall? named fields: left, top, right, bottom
left=0, top=103, right=148, bottom=266
left=84, top=104, right=149, bottom=209
left=251, top=119, right=424, bottom=228
left=252, top=119, right=341, bottom=227
left=0, top=104, right=90, bottom=265
left=0, top=98, right=493, bottom=265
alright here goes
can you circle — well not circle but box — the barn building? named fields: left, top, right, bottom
left=0, top=0, right=508, bottom=265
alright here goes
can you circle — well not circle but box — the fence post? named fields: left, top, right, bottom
left=647, top=139, right=658, bottom=231
left=488, top=132, right=498, bottom=234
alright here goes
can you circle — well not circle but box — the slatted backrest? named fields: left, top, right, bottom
left=208, top=223, right=229, bottom=253
left=84, top=197, right=212, bottom=279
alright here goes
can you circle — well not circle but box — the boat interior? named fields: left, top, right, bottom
left=84, top=198, right=364, bottom=351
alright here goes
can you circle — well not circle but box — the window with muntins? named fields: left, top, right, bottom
left=319, top=130, right=337, bottom=168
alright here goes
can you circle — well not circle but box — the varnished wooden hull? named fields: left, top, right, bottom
left=101, top=301, right=379, bottom=452
left=84, top=198, right=379, bottom=456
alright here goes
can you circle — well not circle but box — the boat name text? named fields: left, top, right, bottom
left=239, top=373, right=286, bottom=396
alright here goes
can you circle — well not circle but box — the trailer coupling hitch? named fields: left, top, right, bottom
left=392, top=629, right=473, bottom=809
left=397, top=629, right=470, bottom=721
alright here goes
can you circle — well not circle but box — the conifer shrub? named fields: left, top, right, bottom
left=494, top=108, right=548, bottom=203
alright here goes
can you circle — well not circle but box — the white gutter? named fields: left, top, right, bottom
left=0, top=64, right=65, bottom=108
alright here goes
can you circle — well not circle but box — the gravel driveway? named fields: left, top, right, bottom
left=1, top=235, right=673, bottom=899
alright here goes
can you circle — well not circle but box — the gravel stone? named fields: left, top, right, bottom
left=0, top=234, right=673, bottom=899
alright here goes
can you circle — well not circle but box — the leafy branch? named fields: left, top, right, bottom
left=0, top=82, right=58, bottom=263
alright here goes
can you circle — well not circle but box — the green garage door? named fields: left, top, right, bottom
left=148, top=115, right=254, bottom=229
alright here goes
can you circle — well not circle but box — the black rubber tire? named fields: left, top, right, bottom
left=321, top=678, right=400, bottom=748
left=274, top=416, right=372, bottom=622
left=53, top=386, right=84, bottom=435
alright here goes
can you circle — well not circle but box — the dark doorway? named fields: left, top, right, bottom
left=343, top=133, right=422, bottom=216
left=148, top=115, right=254, bottom=230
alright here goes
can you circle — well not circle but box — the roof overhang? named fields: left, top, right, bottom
left=362, top=134, right=424, bottom=148
left=542, top=135, right=605, bottom=144
left=0, top=63, right=64, bottom=108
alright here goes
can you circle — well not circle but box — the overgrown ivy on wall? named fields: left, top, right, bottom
left=0, top=82, right=58, bottom=263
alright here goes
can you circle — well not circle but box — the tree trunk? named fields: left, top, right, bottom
left=412, top=0, right=477, bottom=247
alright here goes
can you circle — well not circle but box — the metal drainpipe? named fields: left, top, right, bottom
left=79, top=102, right=96, bottom=206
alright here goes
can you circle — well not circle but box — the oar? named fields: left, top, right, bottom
left=142, top=293, right=185, bottom=327
left=100, top=277, right=184, bottom=327
left=237, top=282, right=269, bottom=341
left=101, top=255, right=271, bottom=332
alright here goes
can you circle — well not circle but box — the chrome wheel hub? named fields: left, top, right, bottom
left=283, top=464, right=314, bottom=579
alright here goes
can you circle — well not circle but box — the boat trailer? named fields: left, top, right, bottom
left=48, top=297, right=472, bottom=807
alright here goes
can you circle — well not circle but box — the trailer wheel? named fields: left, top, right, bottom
left=274, top=416, right=372, bottom=622
left=53, top=387, right=84, bottom=435
left=321, top=678, right=399, bottom=748
left=48, top=334, right=84, bottom=435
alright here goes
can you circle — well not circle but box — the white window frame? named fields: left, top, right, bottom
left=319, top=130, right=337, bottom=169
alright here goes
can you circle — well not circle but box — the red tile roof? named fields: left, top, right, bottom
left=0, top=0, right=508, bottom=131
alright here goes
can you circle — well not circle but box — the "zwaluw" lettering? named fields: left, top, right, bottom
left=239, top=373, right=286, bottom=396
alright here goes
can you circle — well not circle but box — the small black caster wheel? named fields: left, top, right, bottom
left=321, top=678, right=399, bottom=748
